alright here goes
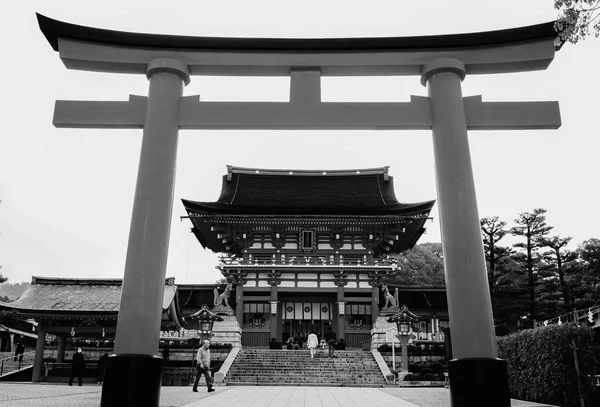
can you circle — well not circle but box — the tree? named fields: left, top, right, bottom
left=490, top=251, right=530, bottom=335
left=481, top=216, right=512, bottom=297
left=571, top=238, right=600, bottom=307
left=387, top=242, right=445, bottom=286
left=554, top=0, right=600, bottom=46
left=510, top=209, right=553, bottom=326
left=539, top=235, right=578, bottom=311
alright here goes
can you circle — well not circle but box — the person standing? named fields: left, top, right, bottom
left=69, top=347, right=85, bottom=386
left=192, top=340, right=215, bottom=393
left=307, top=331, right=318, bottom=359
left=13, top=336, right=25, bottom=363
left=324, top=325, right=337, bottom=358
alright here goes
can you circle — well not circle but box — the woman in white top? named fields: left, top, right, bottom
left=307, top=331, right=319, bottom=359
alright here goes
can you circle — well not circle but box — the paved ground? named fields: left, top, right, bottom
left=0, top=383, right=558, bottom=407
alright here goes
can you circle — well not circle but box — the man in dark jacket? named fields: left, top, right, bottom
left=69, top=347, right=85, bottom=386
left=324, top=325, right=337, bottom=358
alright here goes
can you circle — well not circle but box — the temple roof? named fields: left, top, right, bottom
left=182, top=165, right=435, bottom=216
left=0, top=276, right=177, bottom=315
left=37, top=14, right=559, bottom=53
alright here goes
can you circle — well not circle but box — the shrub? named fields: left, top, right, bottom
left=421, top=368, right=434, bottom=375
left=408, top=364, right=421, bottom=374
left=209, top=342, right=233, bottom=351
left=423, top=373, right=438, bottom=381
left=404, top=374, right=418, bottom=381
left=428, top=363, right=443, bottom=372
left=497, top=323, right=597, bottom=406
left=377, top=344, right=400, bottom=353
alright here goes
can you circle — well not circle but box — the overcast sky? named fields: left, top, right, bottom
left=0, top=0, right=598, bottom=284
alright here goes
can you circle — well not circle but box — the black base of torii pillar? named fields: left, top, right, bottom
left=100, top=59, right=190, bottom=407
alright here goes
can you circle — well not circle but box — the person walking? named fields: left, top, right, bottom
left=307, top=331, right=318, bottom=359
left=68, top=347, right=85, bottom=386
left=324, top=325, right=337, bottom=358
left=192, top=340, right=215, bottom=393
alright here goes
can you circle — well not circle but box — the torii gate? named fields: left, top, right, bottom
left=37, top=14, right=561, bottom=407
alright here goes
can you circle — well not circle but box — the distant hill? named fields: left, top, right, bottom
left=0, top=282, right=30, bottom=301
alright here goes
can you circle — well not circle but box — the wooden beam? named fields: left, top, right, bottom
left=178, top=95, right=432, bottom=130
left=53, top=95, right=147, bottom=129
left=464, top=95, right=561, bottom=130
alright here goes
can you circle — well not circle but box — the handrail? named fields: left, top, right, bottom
left=0, top=350, right=36, bottom=377
left=0, top=350, right=35, bottom=364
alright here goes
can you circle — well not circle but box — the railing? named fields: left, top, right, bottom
left=0, top=350, right=36, bottom=377
left=345, top=332, right=371, bottom=349
left=218, top=256, right=398, bottom=269
left=241, top=331, right=270, bottom=348
left=535, top=305, right=600, bottom=328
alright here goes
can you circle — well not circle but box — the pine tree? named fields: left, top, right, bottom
left=510, top=209, right=553, bottom=327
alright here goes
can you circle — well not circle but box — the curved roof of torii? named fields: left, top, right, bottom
left=37, top=13, right=559, bottom=53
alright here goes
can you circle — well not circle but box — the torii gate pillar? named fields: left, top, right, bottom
left=422, top=59, right=509, bottom=405
left=100, top=59, right=190, bottom=407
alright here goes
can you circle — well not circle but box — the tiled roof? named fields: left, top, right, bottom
left=0, top=277, right=177, bottom=314
left=182, top=166, right=435, bottom=216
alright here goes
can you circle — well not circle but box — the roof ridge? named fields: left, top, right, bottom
left=227, top=165, right=389, bottom=177
left=30, top=276, right=177, bottom=285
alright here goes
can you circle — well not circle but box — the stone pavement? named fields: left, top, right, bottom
left=0, top=383, right=558, bottom=407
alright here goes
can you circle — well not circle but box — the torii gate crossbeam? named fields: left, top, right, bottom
left=37, top=13, right=561, bottom=407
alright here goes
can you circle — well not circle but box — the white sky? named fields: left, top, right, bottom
left=0, top=0, right=598, bottom=284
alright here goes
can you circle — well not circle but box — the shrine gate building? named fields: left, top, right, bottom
left=183, top=165, right=447, bottom=348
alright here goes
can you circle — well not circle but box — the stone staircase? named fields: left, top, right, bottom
left=225, top=349, right=386, bottom=387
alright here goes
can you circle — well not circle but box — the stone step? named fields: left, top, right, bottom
left=225, top=349, right=385, bottom=387
left=227, top=382, right=386, bottom=387
left=229, top=366, right=379, bottom=373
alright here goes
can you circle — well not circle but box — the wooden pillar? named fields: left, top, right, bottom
left=270, top=284, right=279, bottom=340
left=236, top=284, right=244, bottom=327
left=32, top=323, right=46, bottom=382
left=336, top=281, right=346, bottom=340
left=422, top=58, right=510, bottom=407
left=57, top=335, right=66, bottom=363
left=371, top=283, right=380, bottom=321
left=101, top=58, right=190, bottom=407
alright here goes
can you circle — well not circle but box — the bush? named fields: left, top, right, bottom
left=408, top=364, right=421, bottom=374
left=498, top=323, right=597, bottom=406
left=377, top=344, right=400, bottom=353
left=428, top=363, right=443, bottom=372
left=421, top=368, right=434, bottom=375
left=423, top=373, right=438, bottom=381
left=404, top=374, right=418, bottom=381
left=209, top=342, right=233, bottom=351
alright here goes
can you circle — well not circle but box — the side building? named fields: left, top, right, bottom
left=182, top=165, right=448, bottom=348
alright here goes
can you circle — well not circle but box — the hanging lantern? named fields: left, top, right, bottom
left=71, top=327, right=76, bottom=337
left=557, top=317, right=562, bottom=325
left=588, top=309, right=594, bottom=323
left=102, top=328, right=106, bottom=338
